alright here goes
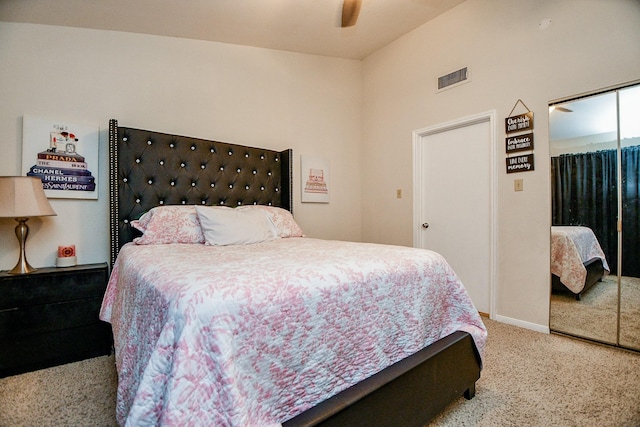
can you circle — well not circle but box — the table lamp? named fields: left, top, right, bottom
left=0, top=176, right=57, bottom=274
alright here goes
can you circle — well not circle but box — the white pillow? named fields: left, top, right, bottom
left=195, top=206, right=278, bottom=246
left=236, top=205, right=304, bottom=238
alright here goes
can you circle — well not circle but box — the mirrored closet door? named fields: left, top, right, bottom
left=549, top=82, right=640, bottom=351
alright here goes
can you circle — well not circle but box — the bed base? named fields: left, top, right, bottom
left=283, top=331, right=480, bottom=427
left=552, top=258, right=606, bottom=300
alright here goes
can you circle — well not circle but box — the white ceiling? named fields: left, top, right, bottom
left=0, top=0, right=466, bottom=60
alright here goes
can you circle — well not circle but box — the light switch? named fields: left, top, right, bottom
left=514, top=179, right=524, bottom=192
left=396, top=189, right=402, bottom=198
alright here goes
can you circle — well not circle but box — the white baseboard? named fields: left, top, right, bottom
left=493, top=314, right=550, bottom=334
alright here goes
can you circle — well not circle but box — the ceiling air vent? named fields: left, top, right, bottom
left=437, top=67, right=470, bottom=92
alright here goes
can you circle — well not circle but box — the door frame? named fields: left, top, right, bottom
left=412, top=110, right=497, bottom=319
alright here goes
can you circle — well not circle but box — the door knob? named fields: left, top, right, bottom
left=422, top=222, right=429, bottom=229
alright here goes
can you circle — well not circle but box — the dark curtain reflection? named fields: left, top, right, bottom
left=551, top=146, right=640, bottom=277
left=622, top=146, right=640, bottom=277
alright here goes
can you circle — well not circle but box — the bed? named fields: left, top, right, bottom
left=551, top=226, right=610, bottom=300
left=100, top=119, right=487, bottom=426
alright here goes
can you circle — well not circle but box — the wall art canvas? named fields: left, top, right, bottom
left=301, top=156, right=329, bottom=203
left=22, top=115, right=99, bottom=199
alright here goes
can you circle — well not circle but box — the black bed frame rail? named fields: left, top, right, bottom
left=283, top=331, right=480, bottom=427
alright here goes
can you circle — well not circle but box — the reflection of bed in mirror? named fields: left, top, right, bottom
left=551, top=226, right=610, bottom=300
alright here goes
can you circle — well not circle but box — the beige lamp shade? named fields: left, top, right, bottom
left=0, top=176, right=56, bottom=218
left=0, top=177, right=56, bottom=274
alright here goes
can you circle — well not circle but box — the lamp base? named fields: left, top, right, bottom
left=8, top=261, right=37, bottom=275
left=7, top=218, right=37, bottom=275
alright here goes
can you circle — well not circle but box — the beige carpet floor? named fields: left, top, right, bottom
left=0, top=354, right=118, bottom=426
left=430, top=319, right=640, bottom=426
left=1, top=318, right=639, bottom=426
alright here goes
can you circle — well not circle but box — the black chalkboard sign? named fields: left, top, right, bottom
left=506, top=154, right=534, bottom=173
left=505, top=112, right=534, bottom=133
left=506, top=132, right=534, bottom=153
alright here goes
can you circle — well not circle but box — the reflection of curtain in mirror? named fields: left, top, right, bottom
left=551, top=146, right=640, bottom=276
left=622, top=146, right=640, bottom=277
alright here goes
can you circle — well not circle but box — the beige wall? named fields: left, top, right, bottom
left=361, top=0, right=640, bottom=329
left=0, top=23, right=363, bottom=270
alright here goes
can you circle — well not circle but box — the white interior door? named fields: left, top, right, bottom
left=413, top=113, right=495, bottom=316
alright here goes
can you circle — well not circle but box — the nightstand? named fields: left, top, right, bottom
left=0, top=263, right=113, bottom=377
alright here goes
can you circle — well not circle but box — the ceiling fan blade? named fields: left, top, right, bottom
left=342, top=0, right=362, bottom=28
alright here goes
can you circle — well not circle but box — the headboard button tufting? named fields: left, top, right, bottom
left=108, top=119, right=292, bottom=267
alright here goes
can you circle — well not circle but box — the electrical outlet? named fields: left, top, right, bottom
left=514, top=179, right=524, bottom=192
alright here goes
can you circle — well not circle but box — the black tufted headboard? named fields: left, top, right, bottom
left=108, top=119, right=293, bottom=266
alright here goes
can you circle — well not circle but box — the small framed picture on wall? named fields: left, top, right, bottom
left=301, top=156, right=330, bottom=203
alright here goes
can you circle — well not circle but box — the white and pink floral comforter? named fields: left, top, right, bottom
left=551, top=226, right=610, bottom=293
left=100, top=238, right=487, bottom=427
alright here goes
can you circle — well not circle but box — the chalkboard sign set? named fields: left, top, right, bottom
left=505, top=99, right=534, bottom=174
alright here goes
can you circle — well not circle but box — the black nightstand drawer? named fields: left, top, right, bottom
left=0, top=263, right=113, bottom=377
left=0, top=264, right=108, bottom=309
left=0, top=298, right=103, bottom=338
